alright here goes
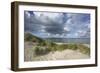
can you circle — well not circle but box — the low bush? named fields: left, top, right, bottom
left=67, top=44, right=78, bottom=50
left=34, top=46, right=51, bottom=55
left=77, top=44, right=90, bottom=55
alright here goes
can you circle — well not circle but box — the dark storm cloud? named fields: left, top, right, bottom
left=24, top=11, right=90, bottom=38
left=24, top=11, right=67, bottom=34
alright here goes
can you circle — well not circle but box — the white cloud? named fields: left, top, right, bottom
left=74, top=33, right=79, bottom=37
left=77, top=30, right=89, bottom=37
left=41, top=29, right=46, bottom=32
left=33, top=12, right=63, bottom=24
left=64, top=27, right=70, bottom=31
left=47, top=33, right=50, bottom=36
left=25, top=11, right=31, bottom=18
left=25, top=11, right=90, bottom=38
left=34, top=12, right=61, bottom=19
left=66, top=19, right=72, bottom=24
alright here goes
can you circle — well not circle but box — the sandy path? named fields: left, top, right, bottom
left=24, top=42, right=90, bottom=61
left=25, top=48, right=89, bottom=61
left=31, top=49, right=89, bottom=61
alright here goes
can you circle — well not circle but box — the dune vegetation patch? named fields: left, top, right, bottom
left=24, top=33, right=90, bottom=61
left=25, top=33, right=90, bottom=55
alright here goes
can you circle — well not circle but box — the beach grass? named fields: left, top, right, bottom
left=32, top=43, right=90, bottom=55
left=25, top=32, right=90, bottom=56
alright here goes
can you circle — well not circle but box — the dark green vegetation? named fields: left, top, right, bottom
left=24, top=32, right=44, bottom=43
left=25, top=33, right=90, bottom=56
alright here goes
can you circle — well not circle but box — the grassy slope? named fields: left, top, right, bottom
left=24, top=32, right=90, bottom=55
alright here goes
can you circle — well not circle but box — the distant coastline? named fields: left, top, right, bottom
left=44, top=38, right=90, bottom=44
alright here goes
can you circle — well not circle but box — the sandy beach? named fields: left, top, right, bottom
left=24, top=42, right=90, bottom=61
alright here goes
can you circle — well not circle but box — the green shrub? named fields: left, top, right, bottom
left=67, top=44, right=78, bottom=50
left=38, top=41, right=46, bottom=46
left=34, top=46, right=51, bottom=55
left=52, top=46, right=57, bottom=51
left=25, top=33, right=34, bottom=41
left=77, top=44, right=90, bottom=55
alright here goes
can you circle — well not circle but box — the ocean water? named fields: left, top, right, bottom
left=45, top=38, right=90, bottom=44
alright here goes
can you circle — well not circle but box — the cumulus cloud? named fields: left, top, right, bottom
left=24, top=11, right=90, bottom=38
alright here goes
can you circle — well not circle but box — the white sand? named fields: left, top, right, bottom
left=24, top=42, right=90, bottom=61
left=25, top=49, right=90, bottom=61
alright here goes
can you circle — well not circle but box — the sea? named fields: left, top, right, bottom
left=44, top=38, right=90, bottom=44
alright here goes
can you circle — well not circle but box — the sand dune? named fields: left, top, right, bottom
left=24, top=43, right=90, bottom=61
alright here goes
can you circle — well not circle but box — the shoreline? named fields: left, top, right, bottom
left=55, top=42, right=90, bottom=45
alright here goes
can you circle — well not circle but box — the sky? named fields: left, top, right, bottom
left=24, top=11, right=90, bottom=38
